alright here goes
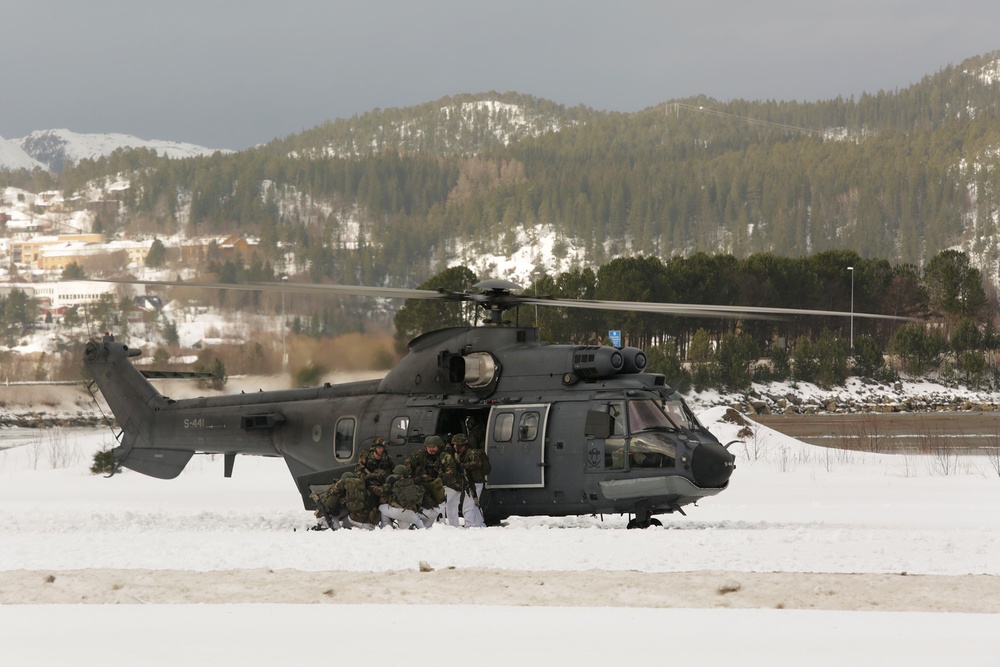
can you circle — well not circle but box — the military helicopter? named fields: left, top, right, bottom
left=83, top=278, right=908, bottom=528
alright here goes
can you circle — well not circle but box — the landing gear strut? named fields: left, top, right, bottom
left=626, top=508, right=663, bottom=529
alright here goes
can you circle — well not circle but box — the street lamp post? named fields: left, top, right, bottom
left=532, top=270, right=543, bottom=327
left=281, top=275, right=288, bottom=372
left=847, top=266, right=854, bottom=349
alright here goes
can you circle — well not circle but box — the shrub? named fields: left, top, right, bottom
left=90, top=449, right=119, bottom=476
left=957, top=350, right=988, bottom=388
left=714, top=333, right=759, bottom=391
left=293, top=361, right=328, bottom=387
left=852, top=335, right=885, bottom=378
left=792, top=336, right=818, bottom=383
left=768, top=344, right=791, bottom=381
left=644, top=343, right=692, bottom=393
left=889, top=324, right=947, bottom=375
left=951, top=318, right=982, bottom=354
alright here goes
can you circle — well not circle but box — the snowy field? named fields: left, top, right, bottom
left=2, top=410, right=998, bottom=665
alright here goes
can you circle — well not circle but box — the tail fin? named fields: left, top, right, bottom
left=84, top=334, right=193, bottom=479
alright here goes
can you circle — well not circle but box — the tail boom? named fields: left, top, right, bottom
left=84, top=335, right=279, bottom=479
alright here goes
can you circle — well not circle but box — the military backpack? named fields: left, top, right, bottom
left=343, top=477, right=370, bottom=513
left=392, top=476, right=423, bottom=511
left=319, top=487, right=342, bottom=513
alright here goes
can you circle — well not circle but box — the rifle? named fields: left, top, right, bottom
left=455, top=451, right=480, bottom=508
left=465, top=469, right=480, bottom=508
left=308, top=484, right=340, bottom=531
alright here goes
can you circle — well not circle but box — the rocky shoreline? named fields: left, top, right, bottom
left=0, top=414, right=108, bottom=429
left=737, top=381, right=1000, bottom=415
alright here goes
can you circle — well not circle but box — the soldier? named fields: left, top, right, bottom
left=440, top=433, right=491, bottom=527
left=406, top=434, right=446, bottom=524
left=377, top=465, right=427, bottom=530
left=466, top=415, right=486, bottom=450
left=338, top=471, right=379, bottom=530
left=355, top=437, right=394, bottom=486
left=309, top=482, right=350, bottom=530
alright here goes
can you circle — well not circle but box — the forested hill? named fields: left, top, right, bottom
left=27, top=50, right=1000, bottom=288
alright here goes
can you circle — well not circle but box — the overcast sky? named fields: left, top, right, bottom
left=5, top=1, right=1000, bottom=150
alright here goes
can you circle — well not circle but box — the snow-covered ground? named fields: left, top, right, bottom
left=2, top=409, right=998, bottom=665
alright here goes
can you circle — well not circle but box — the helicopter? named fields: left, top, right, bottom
left=83, top=278, right=909, bottom=528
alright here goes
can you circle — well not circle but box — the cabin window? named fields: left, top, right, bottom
left=334, top=417, right=355, bottom=460
left=390, top=416, right=409, bottom=445
left=518, top=412, right=539, bottom=441
left=493, top=412, right=515, bottom=442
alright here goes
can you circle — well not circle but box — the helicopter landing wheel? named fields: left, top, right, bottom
left=626, top=514, right=662, bottom=529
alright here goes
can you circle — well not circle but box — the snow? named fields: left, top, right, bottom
left=1, top=128, right=224, bottom=172
left=2, top=407, right=998, bottom=665
left=0, top=135, right=46, bottom=171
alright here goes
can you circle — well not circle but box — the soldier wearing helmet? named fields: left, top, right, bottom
left=355, top=437, right=394, bottom=486
left=406, top=434, right=447, bottom=525
left=465, top=415, right=486, bottom=450
left=321, top=470, right=378, bottom=530
left=440, top=432, right=491, bottom=527
left=309, top=476, right=350, bottom=530
left=376, top=464, right=428, bottom=529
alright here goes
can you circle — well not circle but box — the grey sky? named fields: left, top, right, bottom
left=5, top=1, right=1000, bottom=150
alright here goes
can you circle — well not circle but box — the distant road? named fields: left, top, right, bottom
left=754, top=412, right=1000, bottom=454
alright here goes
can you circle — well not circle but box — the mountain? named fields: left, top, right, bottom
left=3, top=129, right=225, bottom=173
left=273, top=92, right=598, bottom=159
left=0, top=135, right=46, bottom=172
left=8, top=52, right=1000, bottom=293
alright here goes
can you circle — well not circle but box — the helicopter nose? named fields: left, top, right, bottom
left=690, top=441, right=736, bottom=488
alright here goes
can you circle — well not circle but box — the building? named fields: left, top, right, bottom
left=10, top=234, right=105, bottom=267
left=1, top=280, right=143, bottom=313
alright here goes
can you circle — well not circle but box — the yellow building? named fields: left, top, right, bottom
left=11, top=234, right=105, bottom=266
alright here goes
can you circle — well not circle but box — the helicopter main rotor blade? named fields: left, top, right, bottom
left=91, top=278, right=916, bottom=321
left=89, top=279, right=454, bottom=302
left=517, top=297, right=917, bottom=321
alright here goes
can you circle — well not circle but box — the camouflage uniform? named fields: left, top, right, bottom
left=310, top=482, right=350, bottom=530
left=440, top=433, right=491, bottom=527
left=466, top=416, right=486, bottom=450
left=336, top=471, right=379, bottom=530
left=406, top=442, right=443, bottom=480
left=355, top=438, right=395, bottom=486
left=377, top=465, right=429, bottom=529
left=406, top=434, right=447, bottom=518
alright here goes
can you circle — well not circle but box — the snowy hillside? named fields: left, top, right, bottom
left=0, top=135, right=46, bottom=171
left=4, top=129, right=225, bottom=172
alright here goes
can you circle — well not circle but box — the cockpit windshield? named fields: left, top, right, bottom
left=627, top=399, right=678, bottom=434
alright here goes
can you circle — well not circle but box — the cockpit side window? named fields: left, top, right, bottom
left=605, top=401, right=626, bottom=469
left=609, top=402, right=625, bottom=436
left=663, top=400, right=693, bottom=430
